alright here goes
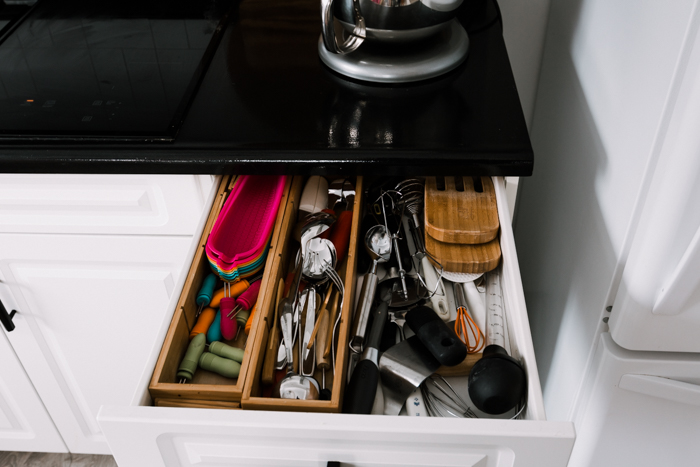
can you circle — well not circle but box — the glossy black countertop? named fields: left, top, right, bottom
left=0, top=0, right=533, bottom=175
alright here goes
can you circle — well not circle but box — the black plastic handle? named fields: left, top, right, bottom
left=406, top=306, right=467, bottom=367
left=0, top=299, right=17, bottom=332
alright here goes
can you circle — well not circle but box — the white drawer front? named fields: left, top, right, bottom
left=0, top=174, right=215, bottom=235
left=97, top=177, right=575, bottom=467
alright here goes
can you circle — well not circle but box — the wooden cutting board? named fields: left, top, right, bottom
left=425, top=176, right=499, bottom=244
left=425, top=233, right=501, bottom=274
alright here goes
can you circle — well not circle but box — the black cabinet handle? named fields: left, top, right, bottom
left=0, top=299, right=17, bottom=332
left=326, top=463, right=340, bottom=467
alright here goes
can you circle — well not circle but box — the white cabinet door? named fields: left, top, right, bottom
left=0, top=174, right=215, bottom=236
left=0, top=234, right=194, bottom=454
left=0, top=326, right=67, bottom=453
left=97, top=177, right=576, bottom=467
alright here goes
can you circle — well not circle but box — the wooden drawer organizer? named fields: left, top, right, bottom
left=241, top=176, right=363, bottom=413
left=148, top=175, right=294, bottom=407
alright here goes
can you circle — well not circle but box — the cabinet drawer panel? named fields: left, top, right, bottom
left=0, top=174, right=214, bottom=235
left=97, top=177, right=575, bottom=466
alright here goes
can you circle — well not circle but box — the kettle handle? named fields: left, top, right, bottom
left=321, top=0, right=366, bottom=54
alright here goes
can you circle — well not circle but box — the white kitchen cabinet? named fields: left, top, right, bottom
left=97, top=177, right=576, bottom=467
left=0, top=174, right=220, bottom=454
left=0, top=174, right=215, bottom=235
left=0, top=327, right=67, bottom=453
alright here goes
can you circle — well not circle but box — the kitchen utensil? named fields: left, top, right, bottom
left=276, top=255, right=320, bottom=399
left=319, top=369, right=332, bottom=401
left=306, top=285, right=334, bottom=359
left=210, top=278, right=252, bottom=308
left=421, top=374, right=478, bottom=418
left=219, top=296, right=237, bottom=340
left=397, top=180, right=450, bottom=321
left=300, top=289, right=319, bottom=376
left=379, top=334, right=441, bottom=415
left=425, top=234, right=501, bottom=274
left=299, top=176, right=329, bottom=215
left=226, top=276, right=262, bottom=318
left=199, top=352, right=241, bottom=379
left=234, top=309, right=250, bottom=339
left=442, top=271, right=486, bottom=331
left=277, top=301, right=320, bottom=400
left=244, top=301, right=257, bottom=335
left=343, top=302, right=388, bottom=414
left=468, top=268, right=526, bottom=415
left=300, top=237, right=337, bottom=285
left=189, top=307, right=217, bottom=340
left=327, top=180, right=354, bottom=264
left=206, top=175, right=286, bottom=281
left=405, top=305, right=467, bottom=366
left=315, top=290, right=333, bottom=371
left=209, top=341, right=245, bottom=363
left=424, top=176, right=499, bottom=244
left=206, top=310, right=222, bottom=343
left=378, top=270, right=427, bottom=308
left=195, top=273, right=218, bottom=317
left=350, top=224, right=392, bottom=353
left=262, top=278, right=285, bottom=385
left=177, top=333, right=206, bottom=383
left=453, top=283, right=485, bottom=352
left=328, top=178, right=355, bottom=212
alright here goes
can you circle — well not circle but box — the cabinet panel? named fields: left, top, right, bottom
left=0, top=174, right=215, bottom=235
left=0, top=328, right=67, bottom=453
left=97, top=177, right=575, bottom=467
left=0, top=234, right=194, bottom=454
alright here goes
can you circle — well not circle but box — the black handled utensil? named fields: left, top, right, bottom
left=343, top=301, right=388, bottom=414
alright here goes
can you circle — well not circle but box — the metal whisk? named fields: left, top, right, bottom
left=420, top=374, right=478, bottom=418
left=395, top=179, right=449, bottom=319
left=394, top=179, right=425, bottom=253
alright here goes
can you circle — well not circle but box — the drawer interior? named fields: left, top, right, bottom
left=144, top=175, right=546, bottom=420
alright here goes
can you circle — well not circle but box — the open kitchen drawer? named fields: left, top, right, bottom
left=97, top=176, right=575, bottom=467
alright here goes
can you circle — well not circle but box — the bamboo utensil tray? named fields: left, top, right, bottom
left=148, top=175, right=293, bottom=406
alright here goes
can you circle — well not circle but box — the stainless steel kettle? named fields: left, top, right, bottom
left=321, top=0, right=463, bottom=54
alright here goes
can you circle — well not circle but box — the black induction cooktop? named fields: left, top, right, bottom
left=0, top=0, right=232, bottom=141
left=0, top=0, right=533, bottom=176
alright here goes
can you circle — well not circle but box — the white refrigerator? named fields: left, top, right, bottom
left=513, top=0, right=700, bottom=465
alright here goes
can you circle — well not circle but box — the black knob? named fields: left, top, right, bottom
left=0, top=299, right=17, bottom=332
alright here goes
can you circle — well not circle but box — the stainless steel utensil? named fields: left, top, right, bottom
left=349, top=224, right=391, bottom=353
left=379, top=334, right=441, bottom=415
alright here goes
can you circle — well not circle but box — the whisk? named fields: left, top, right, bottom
left=394, top=179, right=450, bottom=320
left=453, top=281, right=485, bottom=352
left=420, top=374, right=478, bottom=418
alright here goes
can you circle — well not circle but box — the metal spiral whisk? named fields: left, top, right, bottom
left=420, top=375, right=478, bottom=418
left=394, top=178, right=445, bottom=299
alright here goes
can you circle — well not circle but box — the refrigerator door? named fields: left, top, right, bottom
left=569, top=333, right=700, bottom=467
left=609, top=19, right=700, bottom=352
